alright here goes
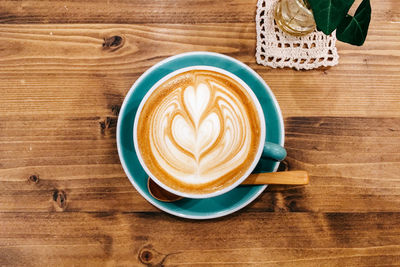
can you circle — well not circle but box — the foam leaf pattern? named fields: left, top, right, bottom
left=149, top=80, right=253, bottom=185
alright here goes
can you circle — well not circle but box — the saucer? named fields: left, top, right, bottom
left=116, top=52, right=284, bottom=219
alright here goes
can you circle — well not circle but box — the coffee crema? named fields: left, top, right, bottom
left=136, top=69, right=262, bottom=194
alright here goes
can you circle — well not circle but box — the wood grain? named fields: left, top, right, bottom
left=1, top=212, right=400, bottom=266
left=0, top=0, right=256, bottom=24
left=0, top=23, right=399, bottom=118
left=1, top=0, right=399, bottom=24
left=251, top=117, right=400, bottom=212
left=1, top=0, right=400, bottom=265
left=1, top=117, right=399, bottom=213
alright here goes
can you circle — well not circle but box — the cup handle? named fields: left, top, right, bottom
left=262, top=142, right=287, bottom=161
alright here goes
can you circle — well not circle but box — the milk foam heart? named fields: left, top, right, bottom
left=136, top=70, right=261, bottom=194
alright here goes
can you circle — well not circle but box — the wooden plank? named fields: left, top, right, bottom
left=1, top=0, right=399, bottom=266
left=0, top=0, right=399, bottom=220
left=0, top=24, right=399, bottom=118
left=0, top=0, right=398, bottom=24
left=1, top=117, right=399, bottom=213
left=0, top=0, right=256, bottom=24
left=251, top=117, right=400, bottom=212
left=0, top=212, right=400, bottom=266
left=0, top=165, right=157, bottom=213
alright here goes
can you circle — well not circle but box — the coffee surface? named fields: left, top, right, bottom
left=136, top=70, right=262, bottom=194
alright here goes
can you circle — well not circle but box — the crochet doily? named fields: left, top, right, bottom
left=256, top=0, right=339, bottom=70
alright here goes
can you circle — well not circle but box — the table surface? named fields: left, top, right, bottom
left=1, top=0, right=400, bottom=266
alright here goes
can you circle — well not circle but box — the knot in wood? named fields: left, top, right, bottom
left=139, top=249, right=153, bottom=264
left=103, top=35, right=124, bottom=51
left=53, top=189, right=67, bottom=210
left=28, top=174, right=39, bottom=184
left=99, top=117, right=117, bottom=135
left=138, top=245, right=176, bottom=266
left=111, top=105, right=120, bottom=116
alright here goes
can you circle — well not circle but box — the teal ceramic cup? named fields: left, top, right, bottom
left=133, top=65, right=286, bottom=199
left=117, top=52, right=285, bottom=219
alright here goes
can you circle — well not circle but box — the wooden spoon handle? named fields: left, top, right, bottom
left=241, top=170, right=309, bottom=185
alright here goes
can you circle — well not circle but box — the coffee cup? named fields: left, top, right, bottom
left=133, top=66, right=286, bottom=199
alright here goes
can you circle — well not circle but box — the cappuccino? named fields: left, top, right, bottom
left=136, top=69, right=262, bottom=195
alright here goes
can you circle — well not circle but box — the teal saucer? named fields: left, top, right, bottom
left=117, top=52, right=284, bottom=219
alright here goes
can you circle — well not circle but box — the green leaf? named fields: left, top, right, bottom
left=336, top=0, right=371, bottom=46
left=308, top=0, right=355, bottom=35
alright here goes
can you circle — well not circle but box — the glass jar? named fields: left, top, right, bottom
left=274, top=0, right=316, bottom=36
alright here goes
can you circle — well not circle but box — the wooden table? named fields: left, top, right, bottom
left=1, top=0, right=400, bottom=266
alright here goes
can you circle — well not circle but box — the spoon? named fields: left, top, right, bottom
left=148, top=170, right=309, bottom=202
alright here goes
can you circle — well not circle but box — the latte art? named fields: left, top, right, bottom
left=151, top=81, right=251, bottom=183
left=136, top=70, right=262, bottom=194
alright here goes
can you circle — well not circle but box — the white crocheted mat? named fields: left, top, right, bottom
left=256, top=0, right=339, bottom=70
